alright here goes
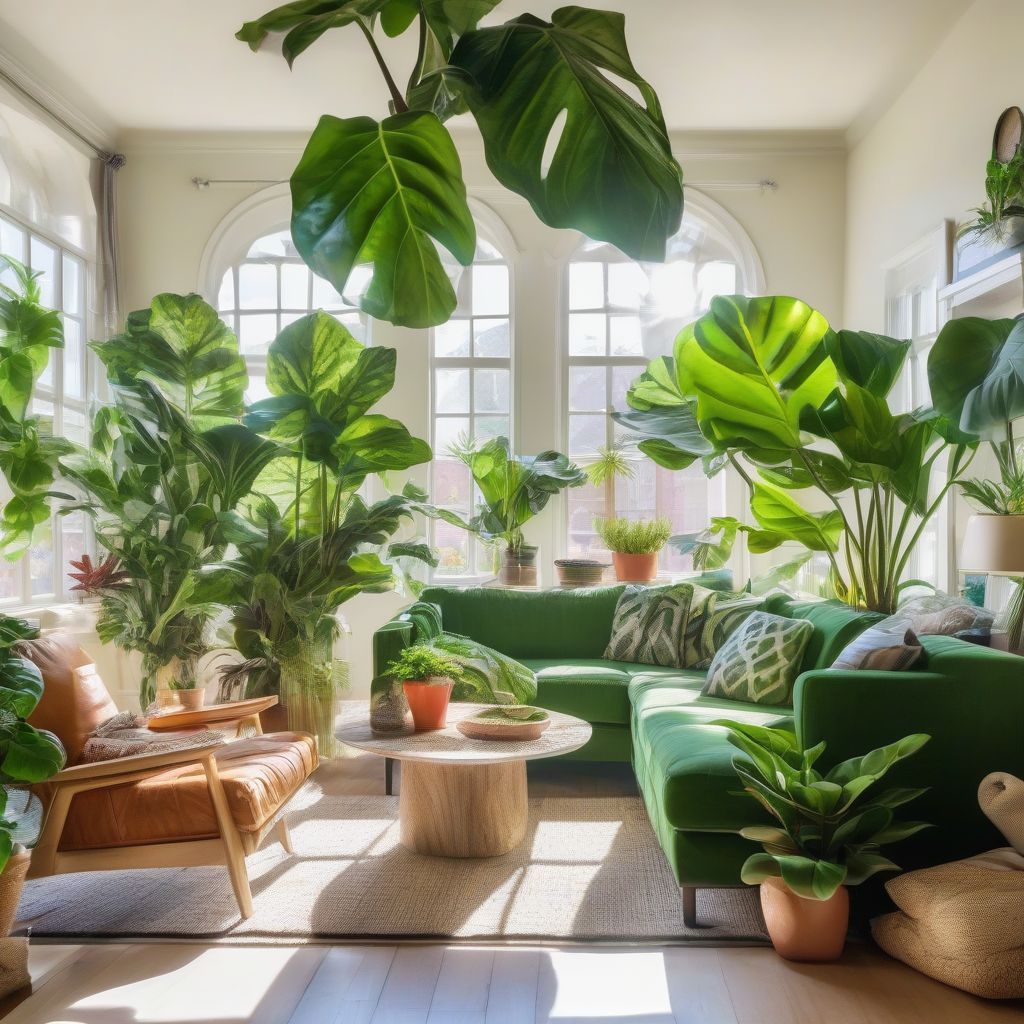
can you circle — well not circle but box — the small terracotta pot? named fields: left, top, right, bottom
left=402, top=678, right=455, bottom=731
left=177, top=688, right=206, bottom=711
left=0, top=849, right=30, bottom=938
left=612, top=551, right=659, bottom=582
left=759, top=876, right=849, bottom=962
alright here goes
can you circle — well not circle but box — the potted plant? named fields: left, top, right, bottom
left=235, top=3, right=683, bottom=330
left=615, top=295, right=974, bottom=613
left=594, top=516, right=671, bottom=582
left=385, top=646, right=465, bottom=732
left=201, top=312, right=438, bottom=756
left=715, top=720, right=930, bottom=962
left=927, top=315, right=1024, bottom=648
left=0, top=616, right=66, bottom=943
left=444, top=436, right=587, bottom=586
left=955, top=106, right=1024, bottom=279
left=170, top=677, right=206, bottom=711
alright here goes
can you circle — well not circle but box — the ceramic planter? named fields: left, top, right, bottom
left=0, top=849, right=30, bottom=938
left=759, top=876, right=849, bottom=962
left=499, top=545, right=539, bottom=587
left=177, top=688, right=206, bottom=711
left=403, top=677, right=455, bottom=731
left=279, top=633, right=339, bottom=758
left=611, top=551, right=659, bottom=583
left=370, top=675, right=415, bottom=736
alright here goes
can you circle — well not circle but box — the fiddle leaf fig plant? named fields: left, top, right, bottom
left=616, top=295, right=975, bottom=613
left=237, top=1, right=684, bottom=328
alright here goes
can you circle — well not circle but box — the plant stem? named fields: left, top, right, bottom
left=294, top=452, right=303, bottom=538
left=407, top=12, right=427, bottom=96
left=357, top=20, right=409, bottom=114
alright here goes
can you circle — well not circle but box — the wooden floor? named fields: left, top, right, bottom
left=5, top=753, right=1022, bottom=1023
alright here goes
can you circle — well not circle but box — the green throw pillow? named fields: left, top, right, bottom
left=678, top=585, right=719, bottom=667
left=690, top=594, right=764, bottom=669
left=427, top=633, right=537, bottom=705
left=701, top=611, right=813, bottom=706
left=604, top=583, right=694, bottom=667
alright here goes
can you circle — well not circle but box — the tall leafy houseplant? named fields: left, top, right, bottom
left=928, top=315, right=1024, bottom=645
left=446, top=436, right=586, bottom=584
left=62, top=294, right=280, bottom=707
left=615, top=295, right=974, bottom=614
left=0, top=255, right=71, bottom=560
left=205, top=312, right=435, bottom=754
left=236, top=1, right=684, bottom=329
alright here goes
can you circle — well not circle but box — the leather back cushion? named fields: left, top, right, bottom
left=22, top=634, right=117, bottom=765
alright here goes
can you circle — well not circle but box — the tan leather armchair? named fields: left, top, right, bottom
left=22, top=634, right=319, bottom=919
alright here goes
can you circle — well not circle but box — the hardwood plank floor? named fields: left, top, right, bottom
left=5, top=940, right=1020, bottom=1024
left=5, top=756, right=1021, bottom=1023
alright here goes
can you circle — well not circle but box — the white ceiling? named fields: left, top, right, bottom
left=0, top=0, right=974, bottom=139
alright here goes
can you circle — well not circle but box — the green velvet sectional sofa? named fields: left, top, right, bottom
left=373, top=584, right=1024, bottom=926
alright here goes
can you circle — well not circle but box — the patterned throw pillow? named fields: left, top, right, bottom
left=604, top=584, right=694, bottom=667
left=689, top=593, right=764, bottom=669
left=701, top=611, right=814, bottom=706
left=678, top=585, right=719, bottom=666
left=831, top=616, right=923, bottom=671
left=898, top=594, right=995, bottom=636
left=427, top=634, right=538, bottom=705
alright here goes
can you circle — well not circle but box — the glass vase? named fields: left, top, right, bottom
left=279, top=634, right=340, bottom=758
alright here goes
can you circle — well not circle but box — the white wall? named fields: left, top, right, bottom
left=115, top=127, right=848, bottom=699
left=845, top=0, right=1024, bottom=327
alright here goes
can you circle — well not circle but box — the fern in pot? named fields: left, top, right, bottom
left=385, top=645, right=465, bottom=732
left=595, top=516, right=671, bottom=583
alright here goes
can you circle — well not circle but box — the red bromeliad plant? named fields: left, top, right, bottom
left=67, top=554, right=130, bottom=597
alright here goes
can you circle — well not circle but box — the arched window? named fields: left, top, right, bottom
left=564, top=193, right=764, bottom=571
left=215, top=228, right=367, bottom=401
left=430, top=208, right=514, bottom=579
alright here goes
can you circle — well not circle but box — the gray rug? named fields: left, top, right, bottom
left=16, top=786, right=767, bottom=943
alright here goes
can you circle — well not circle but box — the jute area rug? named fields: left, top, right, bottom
left=16, top=784, right=767, bottom=944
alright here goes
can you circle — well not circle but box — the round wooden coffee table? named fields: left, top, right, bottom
left=337, top=703, right=592, bottom=858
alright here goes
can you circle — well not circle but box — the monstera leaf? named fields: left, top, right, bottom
left=93, top=294, right=247, bottom=426
left=927, top=317, right=1022, bottom=440
left=451, top=7, right=682, bottom=262
left=750, top=483, right=843, bottom=553
left=291, top=112, right=476, bottom=328
left=679, top=295, right=836, bottom=454
left=236, top=1, right=390, bottom=63
left=824, top=330, right=911, bottom=399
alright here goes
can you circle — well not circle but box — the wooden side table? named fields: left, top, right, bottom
left=145, top=695, right=278, bottom=738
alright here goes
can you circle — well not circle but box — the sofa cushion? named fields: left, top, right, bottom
left=420, top=585, right=626, bottom=659
left=604, top=583, right=694, bottom=667
left=57, top=732, right=318, bottom=850
left=762, top=595, right=884, bottom=671
left=631, top=682, right=792, bottom=830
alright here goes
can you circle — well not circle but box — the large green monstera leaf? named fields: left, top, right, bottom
left=237, top=1, right=391, bottom=63
left=291, top=112, right=476, bottom=328
left=679, top=296, right=837, bottom=455
left=928, top=316, right=1024, bottom=440
left=451, top=7, right=683, bottom=262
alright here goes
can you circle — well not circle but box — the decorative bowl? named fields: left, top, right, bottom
left=554, top=559, right=608, bottom=588
left=456, top=706, right=551, bottom=742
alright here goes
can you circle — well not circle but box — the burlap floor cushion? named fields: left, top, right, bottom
left=0, top=937, right=29, bottom=998
left=872, top=849, right=1024, bottom=999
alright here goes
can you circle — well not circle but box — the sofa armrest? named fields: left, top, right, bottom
left=794, top=658, right=1024, bottom=864
left=372, top=619, right=414, bottom=679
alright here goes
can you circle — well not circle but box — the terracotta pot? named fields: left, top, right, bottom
left=612, top=551, right=659, bottom=583
left=0, top=849, right=30, bottom=938
left=759, top=876, right=849, bottom=962
left=499, top=545, right=538, bottom=587
left=177, top=688, right=206, bottom=711
left=403, top=677, right=455, bottom=731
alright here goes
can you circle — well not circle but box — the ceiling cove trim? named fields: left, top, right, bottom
left=0, top=46, right=115, bottom=154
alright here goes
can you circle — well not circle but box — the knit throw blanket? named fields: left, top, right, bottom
left=80, top=711, right=225, bottom=764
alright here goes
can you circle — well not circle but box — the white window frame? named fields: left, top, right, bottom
left=560, top=191, right=764, bottom=572
left=429, top=204, right=517, bottom=583
left=0, top=204, right=95, bottom=607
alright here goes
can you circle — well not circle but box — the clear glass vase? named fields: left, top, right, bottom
left=279, top=634, right=341, bottom=758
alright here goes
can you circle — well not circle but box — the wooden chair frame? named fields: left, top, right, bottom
left=28, top=725, right=298, bottom=920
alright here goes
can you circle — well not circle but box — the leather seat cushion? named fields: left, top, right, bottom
left=58, top=732, right=318, bottom=850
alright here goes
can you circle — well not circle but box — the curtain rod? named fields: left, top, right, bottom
left=0, top=66, right=121, bottom=162
left=191, top=176, right=779, bottom=192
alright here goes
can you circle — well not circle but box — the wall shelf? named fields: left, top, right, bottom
left=939, top=249, right=1024, bottom=318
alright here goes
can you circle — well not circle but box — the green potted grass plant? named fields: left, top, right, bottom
left=385, top=645, right=466, bottom=732
left=595, top=516, right=671, bottom=582
left=715, top=721, right=930, bottom=962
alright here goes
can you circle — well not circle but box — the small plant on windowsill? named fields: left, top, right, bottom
left=595, top=516, right=671, bottom=584
left=385, top=646, right=465, bottom=732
